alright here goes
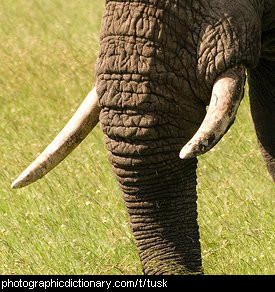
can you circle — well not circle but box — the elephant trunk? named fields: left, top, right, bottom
left=102, top=119, right=203, bottom=274
left=98, top=94, right=203, bottom=274
left=96, top=43, right=204, bottom=274
left=120, top=157, right=202, bottom=274
left=95, top=1, right=249, bottom=273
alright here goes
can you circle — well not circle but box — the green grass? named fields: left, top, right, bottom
left=197, top=85, right=274, bottom=275
left=0, top=0, right=274, bottom=275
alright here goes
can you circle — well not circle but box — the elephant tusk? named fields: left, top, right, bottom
left=180, top=65, right=246, bottom=159
left=11, top=86, right=101, bottom=189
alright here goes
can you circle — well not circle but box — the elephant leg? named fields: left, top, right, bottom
left=109, top=152, right=202, bottom=275
left=248, top=59, right=275, bottom=182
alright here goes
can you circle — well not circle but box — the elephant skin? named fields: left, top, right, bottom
left=12, top=0, right=275, bottom=275
left=95, top=0, right=275, bottom=275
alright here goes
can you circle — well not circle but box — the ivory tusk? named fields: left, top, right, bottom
left=11, top=86, right=100, bottom=189
left=180, top=66, right=246, bottom=159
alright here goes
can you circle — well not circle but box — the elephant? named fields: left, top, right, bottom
left=12, top=0, right=275, bottom=275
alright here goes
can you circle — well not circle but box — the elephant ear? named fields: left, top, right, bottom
left=11, top=87, right=100, bottom=189
left=180, top=65, right=246, bottom=159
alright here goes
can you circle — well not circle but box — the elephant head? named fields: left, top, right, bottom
left=12, top=0, right=275, bottom=274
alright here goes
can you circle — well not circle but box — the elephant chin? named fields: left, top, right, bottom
left=11, top=87, right=100, bottom=189
left=180, top=65, right=246, bottom=159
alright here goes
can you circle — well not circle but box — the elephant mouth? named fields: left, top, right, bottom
left=11, top=66, right=246, bottom=189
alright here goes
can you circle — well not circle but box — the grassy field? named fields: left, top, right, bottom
left=0, top=0, right=274, bottom=275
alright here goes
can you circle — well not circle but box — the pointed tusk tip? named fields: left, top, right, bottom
left=11, top=180, right=20, bottom=189
left=179, top=142, right=197, bottom=160
left=11, top=177, right=29, bottom=189
left=179, top=149, right=194, bottom=160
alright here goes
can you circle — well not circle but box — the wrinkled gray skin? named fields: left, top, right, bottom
left=96, top=0, right=275, bottom=274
